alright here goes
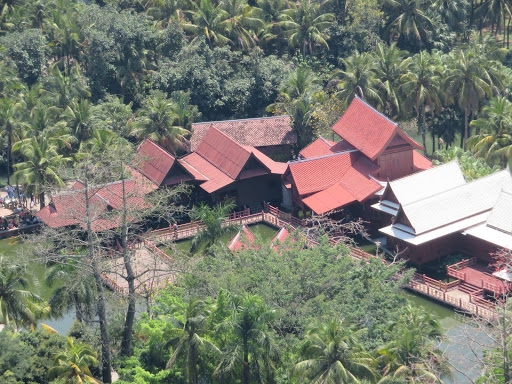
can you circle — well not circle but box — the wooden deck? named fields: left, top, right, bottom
left=104, top=204, right=498, bottom=318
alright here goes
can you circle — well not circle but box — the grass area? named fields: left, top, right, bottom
left=359, top=244, right=377, bottom=255
left=161, top=223, right=279, bottom=257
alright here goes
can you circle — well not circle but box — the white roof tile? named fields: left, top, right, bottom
left=486, top=191, right=512, bottom=233
left=401, top=170, right=512, bottom=235
left=464, top=223, right=512, bottom=251
left=387, top=161, right=466, bottom=206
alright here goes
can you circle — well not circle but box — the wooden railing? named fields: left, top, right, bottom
left=482, top=280, right=509, bottom=295
left=144, top=238, right=173, bottom=263
left=413, top=273, right=461, bottom=292
left=448, top=257, right=477, bottom=271
left=263, top=202, right=305, bottom=228
left=101, top=273, right=124, bottom=294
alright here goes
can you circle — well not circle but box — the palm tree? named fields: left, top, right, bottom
left=13, top=136, right=71, bottom=209
left=190, top=201, right=236, bottom=253
left=385, top=0, right=434, bottom=49
left=184, top=0, right=230, bottom=48
left=278, top=0, right=334, bottom=56
left=41, top=64, right=91, bottom=111
left=400, top=51, right=443, bottom=155
left=476, top=0, right=511, bottom=40
left=64, top=99, right=94, bottom=144
left=0, top=256, right=43, bottom=329
left=336, top=51, right=382, bottom=108
left=80, top=128, right=128, bottom=155
left=469, top=96, right=512, bottom=167
left=445, top=49, right=493, bottom=149
left=293, top=318, right=379, bottom=384
left=130, top=91, right=191, bottom=155
left=378, top=305, right=447, bottom=382
left=215, top=295, right=278, bottom=384
left=166, top=299, right=220, bottom=384
left=373, top=42, right=410, bottom=118
left=46, top=263, right=96, bottom=323
left=49, top=337, right=99, bottom=384
left=220, top=0, right=265, bottom=50
left=0, top=97, right=21, bottom=184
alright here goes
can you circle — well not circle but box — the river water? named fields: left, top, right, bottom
left=0, top=229, right=483, bottom=381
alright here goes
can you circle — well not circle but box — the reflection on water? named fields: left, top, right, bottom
left=405, top=291, right=485, bottom=383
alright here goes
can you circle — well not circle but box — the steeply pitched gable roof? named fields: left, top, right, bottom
left=135, top=139, right=176, bottom=186
left=191, top=116, right=296, bottom=151
left=332, top=97, right=422, bottom=160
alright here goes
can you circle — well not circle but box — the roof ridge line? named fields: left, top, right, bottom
left=402, top=168, right=509, bottom=208
left=390, top=160, right=460, bottom=185
left=140, top=139, right=176, bottom=160
left=354, top=95, right=398, bottom=127
left=192, top=115, right=290, bottom=125
left=178, top=158, right=210, bottom=181
left=319, top=136, right=334, bottom=147
left=207, top=126, right=251, bottom=156
left=289, top=149, right=359, bottom=164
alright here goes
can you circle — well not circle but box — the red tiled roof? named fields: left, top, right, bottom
left=247, top=147, right=287, bottom=175
left=227, top=225, right=256, bottom=251
left=288, top=152, right=360, bottom=196
left=135, top=139, right=176, bottom=186
left=299, top=137, right=336, bottom=158
left=413, top=151, right=432, bottom=172
left=303, top=184, right=357, bottom=215
left=287, top=150, right=381, bottom=214
left=196, top=126, right=251, bottom=179
left=190, top=116, right=296, bottom=151
left=332, top=97, right=422, bottom=160
left=37, top=168, right=157, bottom=230
left=180, top=152, right=235, bottom=193
left=271, top=226, right=290, bottom=244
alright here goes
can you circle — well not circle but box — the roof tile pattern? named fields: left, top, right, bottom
left=37, top=169, right=158, bottom=230
left=486, top=190, right=512, bottom=233
left=332, top=97, right=422, bottom=160
left=135, top=140, right=176, bottom=185
left=196, top=127, right=251, bottom=180
left=191, top=116, right=296, bottom=151
left=228, top=225, right=256, bottom=251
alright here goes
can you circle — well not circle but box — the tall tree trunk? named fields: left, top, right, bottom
left=120, top=173, right=137, bottom=357
left=84, top=170, right=112, bottom=384
left=242, top=338, right=250, bottom=384
left=74, top=293, right=83, bottom=322
left=421, top=105, right=427, bottom=156
left=39, top=192, right=45, bottom=209
left=508, top=17, right=511, bottom=49
left=464, top=102, right=469, bottom=151
left=189, top=344, right=198, bottom=384
left=7, top=128, right=11, bottom=185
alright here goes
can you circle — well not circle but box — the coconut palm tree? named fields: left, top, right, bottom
left=373, top=42, right=411, bottom=118
left=49, top=337, right=99, bottom=384
left=0, top=256, right=43, bottom=329
left=166, top=299, right=220, bottom=384
left=215, top=295, right=278, bottom=384
left=13, top=136, right=71, bottom=209
left=220, top=0, right=265, bottom=50
left=41, top=64, right=91, bottom=111
left=378, top=305, right=447, bottom=382
left=184, top=0, right=230, bottom=48
left=46, top=263, right=96, bottom=323
left=469, top=96, right=512, bottom=167
left=190, top=201, right=236, bottom=253
left=385, top=0, right=434, bottom=49
left=278, top=0, right=334, bottom=56
left=0, top=97, right=21, bottom=184
left=445, top=49, right=493, bottom=149
left=80, top=128, right=128, bottom=155
left=294, top=318, right=379, bottom=384
left=401, top=51, right=443, bottom=155
left=130, top=90, right=191, bottom=155
left=64, top=98, right=95, bottom=145
left=335, top=51, right=382, bottom=108
left=476, top=0, right=511, bottom=39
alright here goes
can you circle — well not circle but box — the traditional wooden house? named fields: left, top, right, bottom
left=191, top=116, right=297, bottom=158
left=36, top=167, right=158, bottom=230
left=281, top=96, right=431, bottom=215
left=136, top=126, right=288, bottom=207
left=375, top=161, right=512, bottom=265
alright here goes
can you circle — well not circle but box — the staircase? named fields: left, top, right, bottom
left=459, top=282, right=481, bottom=295
left=247, top=201, right=263, bottom=215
